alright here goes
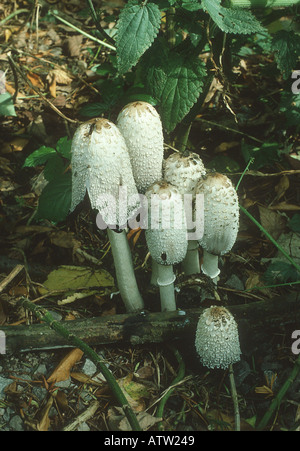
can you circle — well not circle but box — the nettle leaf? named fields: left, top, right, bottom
left=144, top=40, right=207, bottom=131
left=23, top=146, right=57, bottom=167
left=36, top=172, right=72, bottom=223
left=280, top=91, right=300, bottom=127
left=202, top=0, right=263, bottom=34
left=288, top=214, right=300, bottom=233
left=116, top=0, right=161, bottom=74
left=0, top=93, right=16, bottom=117
left=271, top=30, right=300, bottom=80
left=264, top=261, right=300, bottom=284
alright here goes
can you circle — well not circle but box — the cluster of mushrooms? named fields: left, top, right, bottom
left=70, top=101, right=241, bottom=370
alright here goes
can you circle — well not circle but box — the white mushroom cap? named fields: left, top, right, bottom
left=163, top=151, right=206, bottom=195
left=195, top=173, right=239, bottom=255
left=195, top=306, right=241, bottom=369
left=145, top=181, right=188, bottom=266
left=70, top=118, right=139, bottom=227
left=116, top=102, right=164, bottom=194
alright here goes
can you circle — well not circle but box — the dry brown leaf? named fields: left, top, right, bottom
left=258, top=205, right=286, bottom=240
left=268, top=202, right=300, bottom=211
left=37, top=395, right=54, bottom=431
left=27, top=72, right=44, bottom=89
left=70, top=372, right=103, bottom=387
left=274, top=175, right=289, bottom=201
left=47, top=348, right=84, bottom=384
left=50, top=231, right=81, bottom=250
left=214, top=141, right=239, bottom=153
left=66, top=35, right=83, bottom=57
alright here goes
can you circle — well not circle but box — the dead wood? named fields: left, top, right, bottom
left=0, top=292, right=299, bottom=354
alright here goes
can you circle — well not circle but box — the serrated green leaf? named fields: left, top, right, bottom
left=44, top=154, right=65, bottom=181
left=56, top=136, right=72, bottom=159
left=202, top=0, right=263, bottom=34
left=116, top=0, right=161, bottom=73
left=0, top=93, right=16, bottom=116
left=23, top=146, right=56, bottom=168
left=288, top=214, right=300, bottom=233
left=241, top=141, right=281, bottom=170
left=271, top=30, right=300, bottom=80
left=280, top=91, right=300, bottom=127
left=36, top=172, right=72, bottom=223
left=264, top=261, right=300, bottom=284
left=144, top=39, right=207, bottom=131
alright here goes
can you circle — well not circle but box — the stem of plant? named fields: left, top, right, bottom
left=257, top=354, right=300, bottom=430
left=227, top=0, right=300, bottom=7
left=157, top=346, right=185, bottom=430
left=20, top=298, right=142, bottom=431
left=229, top=364, right=240, bottom=431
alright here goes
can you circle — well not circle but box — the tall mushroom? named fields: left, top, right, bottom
left=163, top=151, right=206, bottom=276
left=194, top=172, right=239, bottom=283
left=70, top=118, right=144, bottom=312
left=116, top=101, right=164, bottom=194
left=117, top=101, right=164, bottom=286
left=145, top=181, right=188, bottom=311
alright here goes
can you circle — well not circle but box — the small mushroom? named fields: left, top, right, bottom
left=70, top=118, right=144, bottom=312
left=195, top=305, right=241, bottom=370
left=194, top=172, right=239, bottom=282
left=163, top=151, right=206, bottom=276
left=145, top=181, right=188, bottom=311
left=116, top=101, right=164, bottom=194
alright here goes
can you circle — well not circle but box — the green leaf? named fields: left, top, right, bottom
left=36, top=172, right=72, bottom=223
left=202, top=0, right=264, bottom=34
left=56, top=136, right=72, bottom=159
left=44, top=154, right=65, bottom=181
left=264, top=261, right=300, bottom=284
left=23, top=146, right=56, bottom=168
left=0, top=93, right=16, bottom=116
left=288, top=214, right=300, bottom=233
left=280, top=91, right=300, bottom=127
left=241, top=141, right=281, bottom=170
left=116, top=0, right=161, bottom=74
left=144, top=39, right=207, bottom=131
left=272, top=30, right=300, bottom=80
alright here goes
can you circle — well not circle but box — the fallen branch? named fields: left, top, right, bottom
left=1, top=292, right=299, bottom=354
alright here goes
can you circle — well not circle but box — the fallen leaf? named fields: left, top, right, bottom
left=107, top=406, right=162, bottom=431
left=274, top=175, right=289, bottom=201
left=47, top=348, right=84, bottom=384
left=258, top=205, right=286, bottom=240
left=39, top=265, right=115, bottom=295
left=27, top=71, right=44, bottom=89
left=269, top=202, right=300, bottom=211
left=37, top=395, right=54, bottom=431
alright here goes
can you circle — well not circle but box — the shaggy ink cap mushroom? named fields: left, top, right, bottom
left=145, top=181, right=188, bottom=311
left=70, top=118, right=139, bottom=227
left=195, top=306, right=241, bottom=370
left=116, top=102, right=164, bottom=194
left=195, top=172, right=239, bottom=279
left=70, top=118, right=144, bottom=313
left=163, top=151, right=206, bottom=276
left=163, top=151, right=206, bottom=196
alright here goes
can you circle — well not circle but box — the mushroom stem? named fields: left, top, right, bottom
left=182, top=240, right=200, bottom=275
left=156, top=265, right=177, bottom=312
left=201, top=250, right=220, bottom=282
left=150, top=259, right=159, bottom=286
left=107, top=228, right=144, bottom=312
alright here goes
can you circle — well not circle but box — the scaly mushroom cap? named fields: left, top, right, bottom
left=71, top=118, right=139, bottom=226
left=195, top=306, right=241, bottom=369
left=163, top=151, right=206, bottom=195
left=195, top=173, right=239, bottom=255
left=116, top=102, right=164, bottom=194
left=145, top=181, right=188, bottom=266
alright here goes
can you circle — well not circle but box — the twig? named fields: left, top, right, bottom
left=20, top=298, right=142, bottom=431
left=195, top=117, right=264, bottom=144
left=63, top=400, right=100, bottom=431
left=6, top=51, right=79, bottom=125
left=49, top=10, right=116, bottom=51
left=0, top=264, right=24, bottom=294
left=229, top=364, right=240, bottom=431
left=86, top=0, right=115, bottom=46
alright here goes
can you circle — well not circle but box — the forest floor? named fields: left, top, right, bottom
left=0, top=0, right=300, bottom=432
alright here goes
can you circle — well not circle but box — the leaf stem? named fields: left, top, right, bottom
left=20, top=298, right=142, bottom=431
left=227, top=0, right=300, bottom=7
